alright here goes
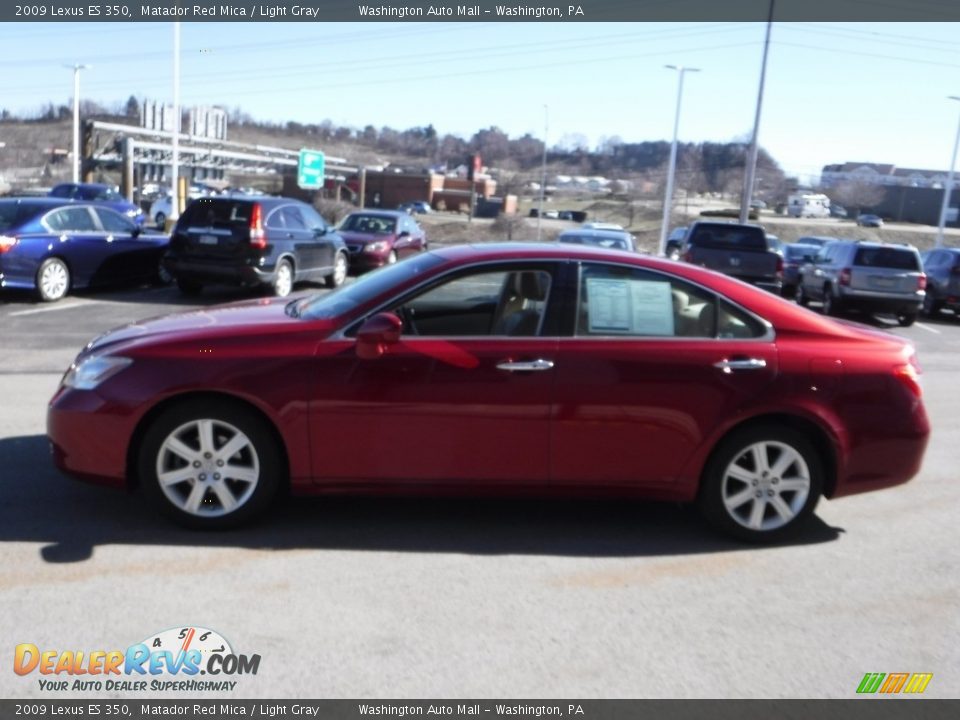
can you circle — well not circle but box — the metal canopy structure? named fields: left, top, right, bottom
left=83, top=120, right=355, bottom=200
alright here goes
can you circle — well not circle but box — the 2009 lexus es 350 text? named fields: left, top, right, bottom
left=47, top=243, right=930, bottom=542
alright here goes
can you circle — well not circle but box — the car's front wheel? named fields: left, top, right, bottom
left=698, top=425, right=823, bottom=543
left=139, top=400, right=283, bottom=529
left=822, top=289, right=840, bottom=316
left=154, top=212, right=166, bottom=229
left=897, top=312, right=917, bottom=327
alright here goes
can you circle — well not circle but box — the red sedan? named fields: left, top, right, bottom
left=47, top=243, right=930, bottom=542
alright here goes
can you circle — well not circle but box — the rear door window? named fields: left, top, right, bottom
left=45, top=207, right=97, bottom=232
left=853, top=247, right=920, bottom=271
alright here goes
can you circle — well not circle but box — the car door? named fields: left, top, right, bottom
left=300, top=204, right=336, bottom=272
left=42, top=206, right=111, bottom=286
left=309, top=263, right=561, bottom=487
left=394, top=215, right=421, bottom=258
left=93, top=207, right=153, bottom=282
left=551, top=261, right=778, bottom=489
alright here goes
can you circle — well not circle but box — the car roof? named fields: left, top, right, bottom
left=0, top=196, right=86, bottom=208
left=348, top=209, right=406, bottom=218
left=558, top=228, right=632, bottom=239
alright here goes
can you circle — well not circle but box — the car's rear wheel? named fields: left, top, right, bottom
left=897, top=312, right=917, bottom=327
left=139, top=400, right=282, bottom=529
left=698, top=425, right=823, bottom=543
left=822, top=288, right=840, bottom=316
left=154, top=212, right=166, bottom=229
left=271, top=259, right=294, bottom=297
left=176, top=278, right=203, bottom=296
left=325, top=251, right=348, bottom=289
left=36, top=257, right=70, bottom=302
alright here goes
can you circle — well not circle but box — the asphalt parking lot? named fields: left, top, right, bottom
left=1, top=282, right=958, bottom=699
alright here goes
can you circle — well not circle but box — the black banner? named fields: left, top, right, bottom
left=1, top=700, right=959, bottom=720
left=4, top=0, right=960, bottom=23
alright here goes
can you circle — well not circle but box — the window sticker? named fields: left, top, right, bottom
left=585, top=277, right=675, bottom=336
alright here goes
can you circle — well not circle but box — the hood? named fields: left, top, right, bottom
left=82, top=296, right=322, bottom=356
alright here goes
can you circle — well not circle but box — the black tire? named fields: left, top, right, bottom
left=138, top=399, right=283, bottom=530
left=796, top=283, right=809, bottom=307
left=781, top=283, right=796, bottom=300
left=698, top=425, right=823, bottom=543
left=154, top=212, right=166, bottom=230
left=325, top=251, right=348, bottom=289
left=897, top=312, right=917, bottom=328
left=921, top=292, right=941, bottom=318
left=36, top=257, right=71, bottom=302
left=270, top=258, right=294, bottom=297
left=176, top=278, right=203, bottom=296
left=154, top=259, right=173, bottom=286
left=822, top=288, right=840, bottom=316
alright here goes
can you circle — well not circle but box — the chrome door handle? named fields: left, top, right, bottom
left=497, top=359, right=555, bottom=372
left=713, top=358, right=767, bottom=373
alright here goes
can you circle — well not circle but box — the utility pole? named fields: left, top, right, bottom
left=65, top=64, right=89, bottom=184
left=739, top=0, right=775, bottom=224
left=659, top=65, right=699, bottom=256
left=537, top=104, right=548, bottom=241
left=935, top=96, right=960, bottom=248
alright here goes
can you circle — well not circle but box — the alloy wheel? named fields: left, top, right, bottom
left=721, top=441, right=811, bottom=532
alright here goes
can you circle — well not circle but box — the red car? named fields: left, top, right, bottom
left=47, top=243, right=930, bottom=542
left=338, top=210, right=427, bottom=271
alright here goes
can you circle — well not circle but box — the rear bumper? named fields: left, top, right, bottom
left=838, top=288, right=923, bottom=313
left=163, top=256, right=275, bottom=286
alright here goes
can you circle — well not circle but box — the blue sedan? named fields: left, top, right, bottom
left=49, top=182, right=146, bottom=226
left=0, top=198, right=170, bottom=302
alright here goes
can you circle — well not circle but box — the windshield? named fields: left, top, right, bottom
left=297, top=252, right=446, bottom=320
left=340, top=214, right=397, bottom=234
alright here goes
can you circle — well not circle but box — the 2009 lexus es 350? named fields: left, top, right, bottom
left=47, top=243, right=930, bottom=542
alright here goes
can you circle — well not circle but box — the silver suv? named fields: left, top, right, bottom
left=796, top=240, right=925, bottom=326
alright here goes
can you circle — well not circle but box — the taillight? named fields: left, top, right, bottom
left=0, top=235, right=18, bottom=254
left=917, top=273, right=927, bottom=291
left=249, top=203, right=266, bottom=249
left=775, top=254, right=784, bottom=279
left=839, top=268, right=852, bottom=286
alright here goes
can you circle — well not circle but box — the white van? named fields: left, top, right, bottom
left=787, top=193, right=831, bottom=218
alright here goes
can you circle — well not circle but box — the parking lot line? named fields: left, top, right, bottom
left=914, top=322, right=940, bottom=335
left=8, top=300, right=90, bottom=317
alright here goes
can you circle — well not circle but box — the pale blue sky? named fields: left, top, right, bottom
left=3, top=21, right=960, bottom=182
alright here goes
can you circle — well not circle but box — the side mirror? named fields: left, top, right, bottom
left=315, top=226, right=329, bottom=236
left=398, top=231, right=411, bottom=239
left=356, top=312, right=403, bottom=360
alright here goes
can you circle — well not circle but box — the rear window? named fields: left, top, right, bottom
left=853, top=247, right=920, bottom=271
left=180, top=199, right=255, bottom=227
left=785, top=245, right=816, bottom=260
left=688, top=225, right=767, bottom=251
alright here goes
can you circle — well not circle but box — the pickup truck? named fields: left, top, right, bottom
left=680, top=221, right=782, bottom=293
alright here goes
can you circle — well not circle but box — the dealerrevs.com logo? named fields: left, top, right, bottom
left=14, top=626, right=260, bottom=693
left=857, top=672, right=933, bottom=695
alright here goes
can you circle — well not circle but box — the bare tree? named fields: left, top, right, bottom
left=829, top=180, right=886, bottom=216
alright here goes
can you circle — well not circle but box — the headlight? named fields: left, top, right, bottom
left=63, top=356, right=132, bottom=390
left=365, top=241, right=390, bottom=254
left=126, top=209, right=142, bottom=218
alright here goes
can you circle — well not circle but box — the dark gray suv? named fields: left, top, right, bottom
left=796, top=240, right=925, bottom=326
left=164, top=196, right=348, bottom=297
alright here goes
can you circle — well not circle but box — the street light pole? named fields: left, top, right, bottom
left=739, top=0, right=775, bottom=224
left=537, top=104, right=548, bottom=241
left=65, top=64, right=89, bottom=183
left=171, top=21, right=181, bottom=223
left=935, top=96, right=960, bottom=248
left=659, top=65, right=699, bottom=257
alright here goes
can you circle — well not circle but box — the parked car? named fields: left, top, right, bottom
left=582, top=222, right=624, bottom=231
left=680, top=221, right=783, bottom=294
left=162, top=196, right=348, bottom=298
left=556, top=228, right=636, bottom=252
left=780, top=243, right=821, bottom=299
left=857, top=214, right=884, bottom=228
left=47, top=243, right=930, bottom=542
left=149, top=186, right=211, bottom=229
left=920, top=246, right=960, bottom=318
left=796, top=239, right=925, bottom=326
left=48, top=182, right=145, bottom=226
left=338, top=210, right=427, bottom=271
left=794, top=235, right=836, bottom=248
left=665, top=227, right=687, bottom=260
left=0, top=198, right=169, bottom=302
left=829, top=204, right=848, bottom=219
left=398, top=201, right=432, bottom=215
